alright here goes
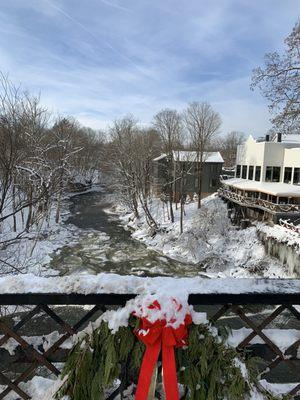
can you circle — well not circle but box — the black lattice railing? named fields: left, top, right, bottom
left=0, top=287, right=299, bottom=399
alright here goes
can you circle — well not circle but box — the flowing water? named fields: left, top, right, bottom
left=50, top=190, right=203, bottom=277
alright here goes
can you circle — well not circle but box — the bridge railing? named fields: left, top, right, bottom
left=0, top=279, right=299, bottom=399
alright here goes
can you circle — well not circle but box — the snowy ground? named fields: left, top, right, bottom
left=116, top=194, right=296, bottom=278
left=0, top=188, right=104, bottom=277
left=0, top=375, right=297, bottom=400
left=0, top=191, right=299, bottom=399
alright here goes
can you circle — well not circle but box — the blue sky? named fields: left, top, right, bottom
left=0, top=0, right=299, bottom=135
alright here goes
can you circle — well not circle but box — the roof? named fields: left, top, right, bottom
left=153, top=153, right=167, bottom=161
left=153, top=151, right=224, bottom=163
left=223, top=178, right=300, bottom=197
left=281, top=134, right=300, bottom=144
left=172, top=150, right=224, bottom=163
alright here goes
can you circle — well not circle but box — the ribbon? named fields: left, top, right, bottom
left=134, top=300, right=192, bottom=400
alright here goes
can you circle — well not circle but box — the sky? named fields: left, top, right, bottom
left=0, top=0, right=299, bottom=136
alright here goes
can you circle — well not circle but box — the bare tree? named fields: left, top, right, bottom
left=218, top=131, right=245, bottom=167
left=153, top=109, right=182, bottom=222
left=0, top=74, right=104, bottom=275
left=108, top=117, right=161, bottom=229
left=251, top=20, right=300, bottom=133
left=108, top=116, right=140, bottom=218
left=183, top=102, right=221, bottom=208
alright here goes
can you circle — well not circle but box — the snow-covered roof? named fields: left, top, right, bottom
left=153, top=151, right=224, bottom=163
left=223, top=178, right=300, bottom=197
left=171, top=151, right=224, bottom=163
left=153, top=153, right=167, bottom=161
left=281, top=134, right=300, bottom=144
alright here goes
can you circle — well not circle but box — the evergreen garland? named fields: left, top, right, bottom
left=56, top=317, right=286, bottom=400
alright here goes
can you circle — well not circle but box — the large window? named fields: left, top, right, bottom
left=294, top=168, right=300, bottom=185
left=265, top=166, right=272, bottom=181
left=273, top=167, right=281, bottom=182
left=248, top=165, right=254, bottom=180
left=236, top=165, right=241, bottom=178
left=284, top=167, right=292, bottom=184
left=265, top=166, right=281, bottom=182
left=242, top=165, right=247, bottom=179
left=255, top=166, right=261, bottom=181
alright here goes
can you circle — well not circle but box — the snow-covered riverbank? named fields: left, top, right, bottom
left=115, top=194, right=296, bottom=278
left=0, top=190, right=95, bottom=277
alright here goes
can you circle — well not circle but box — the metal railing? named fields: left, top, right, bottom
left=0, top=285, right=299, bottom=399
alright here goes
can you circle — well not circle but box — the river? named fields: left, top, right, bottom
left=50, top=190, right=203, bottom=277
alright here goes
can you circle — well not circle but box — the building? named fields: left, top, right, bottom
left=152, top=150, right=224, bottom=200
left=219, top=133, right=300, bottom=223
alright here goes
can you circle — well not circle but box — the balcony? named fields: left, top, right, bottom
left=219, top=186, right=300, bottom=215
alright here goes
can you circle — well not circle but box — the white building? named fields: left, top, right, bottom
left=219, top=134, right=300, bottom=223
left=235, top=134, right=300, bottom=185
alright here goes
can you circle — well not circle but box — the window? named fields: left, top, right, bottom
left=255, top=166, right=261, bottom=181
left=242, top=165, right=247, bottom=179
left=248, top=165, right=254, bottom=180
left=236, top=165, right=241, bottom=178
left=265, top=166, right=272, bottom=181
left=273, top=167, right=281, bottom=182
left=284, top=167, right=292, bottom=184
left=210, top=178, right=217, bottom=188
left=265, top=166, right=281, bottom=182
left=294, top=168, right=300, bottom=185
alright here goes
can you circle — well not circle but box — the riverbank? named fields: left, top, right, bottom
left=114, top=194, right=296, bottom=278
left=0, top=189, right=97, bottom=277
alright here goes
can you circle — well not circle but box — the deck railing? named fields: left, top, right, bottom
left=280, top=219, right=300, bottom=234
left=219, top=186, right=300, bottom=214
left=0, top=280, right=299, bottom=399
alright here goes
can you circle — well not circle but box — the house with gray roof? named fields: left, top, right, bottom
left=152, top=150, right=224, bottom=200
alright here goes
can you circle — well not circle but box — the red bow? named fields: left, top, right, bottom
left=134, top=300, right=192, bottom=400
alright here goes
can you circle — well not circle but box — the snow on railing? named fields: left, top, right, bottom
left=0, top=275, right=299, bottom=399
left=219, top=187, right=300, bottom=213
left=280, top=219, right=300, bottom=235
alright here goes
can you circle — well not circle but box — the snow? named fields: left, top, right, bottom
left=0, top=376, right=65, bottom=400
left=153, top=151, right=224, bottom=163
left=172, top=150, right=224, bottom=163
left=223, top=178, right=300, bottom=197
left=0, top=331, right=73, bottom=355
left=281, top=133, right=300, bottom=144
left=0, top=273, right=299, bottom=295
left=153, top=153, right=167, bottom=161
left=0, top=195, right=83, bottom=276
left=119, top=194, right=292, bottom=278
left=257, top=223, right=300, bottom=253
left=0, top=375, right=298, bottom=400
left=228, top=328, right=300, bottom=352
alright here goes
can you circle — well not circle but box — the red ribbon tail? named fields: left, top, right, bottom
left=135, top=341, right=161, bottom=400
left=162, top=345, right=180, bottom=400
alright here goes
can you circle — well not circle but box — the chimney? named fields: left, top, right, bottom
left=277, top=133, right=282, bottom=142
left=265, top=134, right=270, bottom=142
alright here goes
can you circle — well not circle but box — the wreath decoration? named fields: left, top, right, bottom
left=55, top=296, right=283, bottom=400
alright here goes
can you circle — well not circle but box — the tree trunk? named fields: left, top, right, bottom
left=168, top=164, right=174, bottom=222
left=197, top=158, right=203, bottom=209
left=132, top=194, right=139, bottom=219
left=25, top=189, right=33, bottom=232
left=180, top=173, right=184, bottom=234
left=55, top=189, right=61, bottom=224
left=12, top=182, right=17, bottom=232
